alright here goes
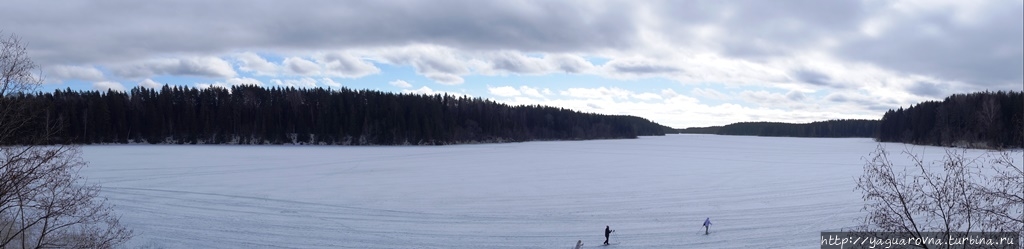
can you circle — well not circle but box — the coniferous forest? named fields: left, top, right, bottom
left=3, top=85, right=670, bottom=145
left=716, top=120, right=880, bottom=137
left=875, top=91, right=1023, bottom=149
left=676, top=119, right=880, bottom=138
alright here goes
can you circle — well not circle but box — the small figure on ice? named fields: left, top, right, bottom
left=604, top=225, right=615, bottom=245
left=702, top=217, right=712, bottom=235
left=574, top=239, right=584, bottom=249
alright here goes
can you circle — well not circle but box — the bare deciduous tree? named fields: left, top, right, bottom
left=856, top=145, right=1023, bottom=248
left=976, top=151, right=1024, bottom=233
left=0, top=33, right=42, bottom=145
left=0, top=32, right=131, bottom=248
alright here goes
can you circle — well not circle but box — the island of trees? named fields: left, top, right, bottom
left=3, top=85, right=670, bottom=145
left=677, top=119, right=880, bottom=138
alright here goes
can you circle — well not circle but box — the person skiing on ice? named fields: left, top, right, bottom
left=702, top=217, right=712, bottom=235
left=604, top=225, right=613, bottom=245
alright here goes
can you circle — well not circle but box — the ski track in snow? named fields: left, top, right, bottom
left=78, top=134, right=985, bottom=248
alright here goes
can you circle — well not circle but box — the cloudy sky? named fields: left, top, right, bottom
left=3, top=0, right=1021, bottom=128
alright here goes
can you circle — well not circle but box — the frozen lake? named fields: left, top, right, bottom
left=80, top=134, right=952, bottom=248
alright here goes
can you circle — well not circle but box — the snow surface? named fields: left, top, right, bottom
left=78, top=134, right=984, bottom=248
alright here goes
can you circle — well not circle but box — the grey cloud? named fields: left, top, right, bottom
left=44, top=65, right=105, bottom=82
left=656, top=1, right=1021, bottom=90
left=605, top=60, right=683, bottom=75
left=284, top=57, right=319, bottom=75
left=415, top=58, right=467, bottom=75
left=546, top=54, right=594, bottom=73
left=111, top=57, right=236, bottom=79
left=380, top=47, right=471, bottom=76
left=836, top=2, right=1023, bottom=87
left=0, top=0, right=641, bottom=65
left=490, top=53, right=548, bottom=74
left=319, top=53, right=380, bottom=78
left=3, top=0, right=1018, bottom=94
left=425, top=73, right=464, bottom=85
left=825, top=93, right=848, bottom=103
left=792, top=69, right=834, bottom=87
left=826, top=93, right=897, bottom=112
left=657, top=1, right=867, bottom=58
left=235, top=53, right=278, bottom=75
left=740, top=91, right=788, bottom=106
left=785, top=91, right=806, bottom=101
left=907, top=81, right=945, bottom=98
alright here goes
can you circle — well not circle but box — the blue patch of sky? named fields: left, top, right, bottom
left=255, top=52, right=286, bottom=63
left=40, top=80, right=90, bottom=92
left=583, top=56, right=611, bottom=65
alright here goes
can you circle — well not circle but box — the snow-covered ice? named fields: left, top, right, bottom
left=79, top=134, right=974, bottom=248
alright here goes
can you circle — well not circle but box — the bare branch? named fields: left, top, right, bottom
left=0, top=32, right=131, bottom=249
left=857, top=144, right=1024, bottom=242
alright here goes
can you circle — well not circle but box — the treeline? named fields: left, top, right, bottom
left=675, top=126, right=721, bottom=134
left=676, top=119, right=880, bottom=138
left=876, top=91, right=1023, bottom=149
left=4, top=85, right=669, bottom=145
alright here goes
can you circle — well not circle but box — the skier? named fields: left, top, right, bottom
left=703, top=217, right=712, bottom=235
left=604, top=225, right=613, bottom=245
left=574, top=239, right=584, bottom=249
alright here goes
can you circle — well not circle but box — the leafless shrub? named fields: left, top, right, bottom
left=856, top=145, right=1023, bottom=248
left=0, top=32, right=131, bottom=249
left=976, top=151, right=1024, bottom=233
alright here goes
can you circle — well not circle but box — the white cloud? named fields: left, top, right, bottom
left=93, top=81, right=126, bottom=92
left=138, top=78, right=163, bottom=89
left=283, top=57, right=320, bottom=75
left=272, top=77, right=318, bottom=88
left=740, top=90, right=789, bottom=107
left=322, top=78, right=342, bottom=89
left=235, top=52, right=379, bottom=78
left=45, top=65, right=105, bottom=82
left=400, top=86, right=471, bottom=97
left=194, top=83, right=217, bottom=90
left=488, top=86, right=521, bottom=97
left=488, top=85, right=549, bottom=99
left=195, top=77, right=264, bottom=90
left=559, top=86, right=666, bottom=102
left=424, top=73, right=464, bottom=85
left=560, top=87, right=633, bottom=100
left=235, top=52, right=279, bottom=75
left=632, top=92, right=662, bottom=101
left=402, top=86, right=440, bottom=95
left=225, top=77, right=263, bottom=87
left=690, top=88, right=729, bottom=100
left=373, top=46, right=598, bottom=81
left=388, top=79, right=412, bottom=88
left=375, top=45, right=472, bottom=84
left=111, top=57, right=236, bottom=79
left=315, top=52, right=380, bottom=78
left=493, top=86, right=877, bottom=129
left=518, top=86, right=545, bottom=98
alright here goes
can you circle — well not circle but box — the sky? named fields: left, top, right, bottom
left=2, top=0, right=1021, bottom=128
